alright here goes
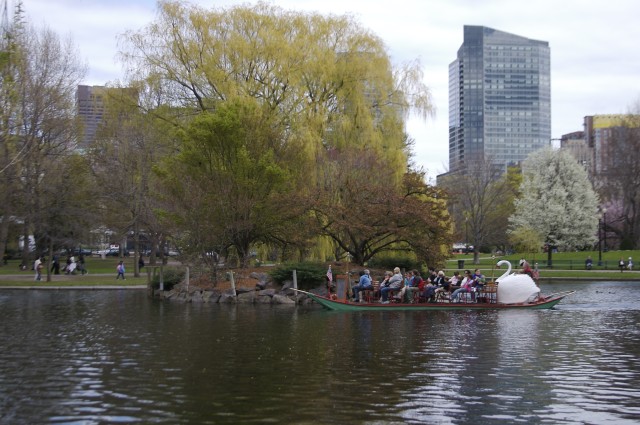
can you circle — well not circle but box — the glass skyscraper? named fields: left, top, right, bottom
left=447, top=26, right=551, bottom=175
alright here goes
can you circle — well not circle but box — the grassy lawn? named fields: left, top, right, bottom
left=447, top=249, right=640, bottom=280
left=0, top=276, right=148, bottom=287
left=0, top=257, right=160, bottom=287
left=1, top=249, right=640, bottom=286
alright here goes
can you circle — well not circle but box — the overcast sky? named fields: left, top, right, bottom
left=24, top=0, right=640, bottom=181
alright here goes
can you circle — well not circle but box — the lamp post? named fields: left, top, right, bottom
left=598, top=215, right=603, bottom=267
left=602, top=208, right=607, bottom=251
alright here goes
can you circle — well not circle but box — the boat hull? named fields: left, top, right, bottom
left=294, top=290, right=572, bottom=312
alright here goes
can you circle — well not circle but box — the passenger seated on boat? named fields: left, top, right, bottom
left=435, top=271, right=457, bottom=300
left=351, top=269, right=372, bottom=302
left=426, top=267, right=437, bottom=286
left=472, top=269, right=485, bottom=289
left=376, top=271, right=391, bottom=299
left=448, top=271, right=461, bottom=288
left=451, top=270, right=473, bottom=302
left=380, top=267, right=403, bottom=303
left=422, top=279, right=437, bottom=302
left=432, top=270, right=447, bottom=287
left=426, top=270, right=445, bottom=302
left=519, top=259, right=533, bottom=278
left=399, top=270, right=424, bottom=302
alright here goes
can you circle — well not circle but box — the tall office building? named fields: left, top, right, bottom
left=76, top=85, right=138, bottom=150
left=446, top=26, right=551, bottom=176
left=77, top=85, right=108, bottom=150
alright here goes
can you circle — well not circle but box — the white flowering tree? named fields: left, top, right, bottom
left=509, top=148, right=599, bottom=267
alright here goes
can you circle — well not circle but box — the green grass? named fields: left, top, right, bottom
left=0, top=257, right=161, bottom=286
left=2, top=249, right=640, bottom=286
left=0, top=256, right=144, bottom=274
left=0, top=276, right=148, bottom=287
left=446, top=249, right=640, bottom=280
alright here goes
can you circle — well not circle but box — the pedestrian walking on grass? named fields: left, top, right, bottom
left=34, top=257, right=43, bottom=281
left=116, top=261, right=126, bottom=280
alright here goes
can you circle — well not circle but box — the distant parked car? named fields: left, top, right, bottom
left=96, top=248, right=128, bottom=257
left=60, top=247, right=92, bottom=256
left=142, top=249, right=179, bottom=257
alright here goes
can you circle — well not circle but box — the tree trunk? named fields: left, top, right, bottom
left=0, top=217, right=9, bottom=267
left=46, top=239, right=53, bottom=282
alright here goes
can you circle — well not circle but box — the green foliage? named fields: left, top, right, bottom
left=269, top=262, right=328, bottom=290
left=508, top=226, right=543, bottom=254
left=150, top=268, right=185, bottom=291
left=120, top=2, right=443, bottom=267
left=367, top=254, right=420, bottom=273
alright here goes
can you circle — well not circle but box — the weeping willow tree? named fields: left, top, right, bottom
left=120, top=1, right=437, bottom=267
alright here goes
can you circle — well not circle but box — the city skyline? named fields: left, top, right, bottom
left=447, top=25, right=551, bottom=176
left=24, top=0, right=640, bottom=181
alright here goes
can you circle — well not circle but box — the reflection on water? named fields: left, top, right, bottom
left=0, top=282, right=639, bottom=424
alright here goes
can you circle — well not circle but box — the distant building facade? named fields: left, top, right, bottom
left=442, top=26, right=551, bottom=180
left=76, top=85, right=108, bottom=150
left=559, top=131, right=591, bottom=173
left=584, top=114, right=639, bottom=176
left=76, top=85, right=138, bottom=150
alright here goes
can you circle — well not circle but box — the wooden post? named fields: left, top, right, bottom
left=293, top=269, right=298, bottom=302
left=230, top=271, right=236, bottom=297
left=185, top=266, right=190, bottom=293
left=345, top=253, right=351, bottom=300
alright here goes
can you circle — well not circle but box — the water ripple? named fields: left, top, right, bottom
left=0, top=286, right=639, bottom=423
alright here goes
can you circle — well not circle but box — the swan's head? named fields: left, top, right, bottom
left=496, top=260, right=510, bottom=268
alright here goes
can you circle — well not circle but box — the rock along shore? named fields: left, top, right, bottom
left=152, top=271, right=316, bottom=306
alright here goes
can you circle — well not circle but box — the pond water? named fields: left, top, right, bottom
left=0, top=281, right=639, bottom=424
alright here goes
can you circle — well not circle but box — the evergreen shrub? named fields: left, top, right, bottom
left=151, top=267, right=185, bottom=291
left=269, top=262, right=327, bottom=290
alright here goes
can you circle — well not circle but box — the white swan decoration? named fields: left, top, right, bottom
left=495, top=260, right=513, bottom=281
left=495, top=260, right=540, bottom=304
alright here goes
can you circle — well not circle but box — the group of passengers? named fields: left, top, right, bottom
left=350, top=267, right=486, bottom=304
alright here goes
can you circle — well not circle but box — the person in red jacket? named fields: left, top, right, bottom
left=519, top=259, right=533, bottom=277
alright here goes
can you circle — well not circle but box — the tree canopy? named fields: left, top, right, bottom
left=118, top=1, right=445, bottom=267
left=0, top=7, right=88, bottom=272
left=509, top=148, right=599, bottom=261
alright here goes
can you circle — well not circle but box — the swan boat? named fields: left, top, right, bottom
left=293, top=260, right=574, bottom=312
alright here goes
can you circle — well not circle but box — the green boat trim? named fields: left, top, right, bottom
left=292, top=289, right=574, bottom=311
